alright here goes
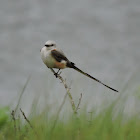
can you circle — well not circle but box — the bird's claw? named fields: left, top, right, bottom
left=54, top=73, right=58, bottom=78
left=54, top=71, right=62, bottom=78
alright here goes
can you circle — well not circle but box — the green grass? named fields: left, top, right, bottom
left=1, top=76, right=140, bottom=140
left=0, top=101, right=140, bottom=140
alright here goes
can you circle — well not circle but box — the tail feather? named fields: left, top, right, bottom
left=69, top=63, right=118, bottom=92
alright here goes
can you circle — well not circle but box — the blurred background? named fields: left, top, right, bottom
left=0, top=0, right=140, bottom=116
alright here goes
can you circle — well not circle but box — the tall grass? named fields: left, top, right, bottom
left=0, top=97, right=140, bottom=140
left=1, top=76, right=140, bottom=140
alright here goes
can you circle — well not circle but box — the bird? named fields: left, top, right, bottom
left=40, top=40, right=118, bottom=92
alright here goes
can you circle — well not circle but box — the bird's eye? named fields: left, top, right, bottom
left=45, top=45, right=49, bottom=47
left=45, top=44, right=54, bottom=47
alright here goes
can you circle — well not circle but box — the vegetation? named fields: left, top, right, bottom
left=1, top=76, right=140, bottom=140
left=0, top=97, right=140, bottom=140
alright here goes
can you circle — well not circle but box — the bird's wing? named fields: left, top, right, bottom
left=51, top=49, right=69, bottom=62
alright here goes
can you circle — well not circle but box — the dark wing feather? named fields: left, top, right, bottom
left=51, top=50, right=69, bottom=62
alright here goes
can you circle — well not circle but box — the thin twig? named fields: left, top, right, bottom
left=20, top=108, right=33, bottom=129
left=20, top=108, right=38, bottom=137
left=49, top=68, right=79, bottom=137
left=50, top=68, right=77, bottom=113
left=11, top=110, right=16, bottom=134
left=15, top=75, right=31, bottom=114
left=76, top=93, right=82, bottom=112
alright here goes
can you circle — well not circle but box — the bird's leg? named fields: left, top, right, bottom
left=54, top=69, right=61, bottom=78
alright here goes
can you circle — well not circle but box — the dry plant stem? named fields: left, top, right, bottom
left=50, top=68, right=77, bottom=113
left=20, top=108, right=38, bottom=137
left=15, top=75, right=31, bottom=114
left=76, top=93, right=82, bottom=113
left=20, top=108, right=33, bottom=129
left=11, top=110, right=16, bottom=134
left=50, top=68, right=82, bottom=136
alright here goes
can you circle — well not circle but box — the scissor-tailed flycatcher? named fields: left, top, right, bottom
left=40, top=40, right=118, bottom=92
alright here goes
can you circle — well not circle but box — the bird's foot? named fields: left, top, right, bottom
left=54, top=73, right=58, bottom=78
left=54, top=69, right=61, bottom=78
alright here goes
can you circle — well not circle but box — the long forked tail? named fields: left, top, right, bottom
left=70, top=64, right=118, bottom=92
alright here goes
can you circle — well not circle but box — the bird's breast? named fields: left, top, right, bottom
left=41, top=49, right=56, bottom=68
left=41, top=48, right=67, bottom=69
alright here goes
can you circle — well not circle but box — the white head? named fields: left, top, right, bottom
left=40, top=40, right=56, bottom=53
left=45, top=40, right=56, bottom=49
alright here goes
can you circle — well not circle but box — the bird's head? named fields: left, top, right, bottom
left=40, top=40, right=56, bottom=52
left=44, top=40, right=56, bottom=49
